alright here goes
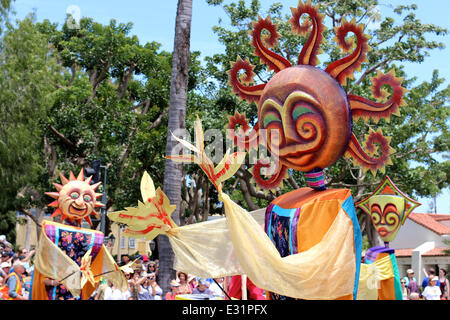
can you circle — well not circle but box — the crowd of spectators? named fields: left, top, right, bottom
left=0, top=234, right=449, bottom=300
left=90, top=254, right=226, bottom=300
left=0, top=233, right=228, bottom=301
left=400, top=267, right=449, bottom=300
left=0, top=235, right=35, bottom=299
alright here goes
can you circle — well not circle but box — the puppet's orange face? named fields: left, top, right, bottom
left=259, top=65, right=351, bottom=172
left=46, top=170, right=103, bottom=225
left=59, top=181, right=97, bottom=220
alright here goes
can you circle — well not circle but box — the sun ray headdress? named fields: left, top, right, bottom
left=45, top=169, right=104, bottom=226
left=226, top=0, right=407, bottom=190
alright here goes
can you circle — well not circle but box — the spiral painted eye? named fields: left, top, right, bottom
left=70, top=192, right=79, bottom=199
left=83, top=194, right=92, bottom=202
left=383, top=204, right=400, bottom=226
left=370, top=204, right=381, bottom=224
left=371, top=212, right=380, bottom=224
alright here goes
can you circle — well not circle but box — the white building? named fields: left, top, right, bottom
left=390, top=213, right=450, bottom=284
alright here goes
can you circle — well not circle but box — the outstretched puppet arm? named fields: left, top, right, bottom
left=109, top=117, right=358, bottom=299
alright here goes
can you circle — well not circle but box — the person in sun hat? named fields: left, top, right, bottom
left=403, top=268, right=416, bottom=287
left=0, top=261, right=11, bottom=285
left=422, top=276, right=442, bottom=300
left=404, top=268, right=419, bottom=297
left=164, top=279, right=180, bottom=300
left=187, top=274, right=198, bottom=290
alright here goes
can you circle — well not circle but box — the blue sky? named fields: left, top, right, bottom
left=9, top=0, right=449, bottom=213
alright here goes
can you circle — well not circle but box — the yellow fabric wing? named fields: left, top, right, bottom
left=140, top=171, right=156, bottom=202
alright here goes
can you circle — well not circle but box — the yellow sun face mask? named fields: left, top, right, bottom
left=368, top=195, right=405, bottom=243
left=46, top=169, right=104, bottom=225
left=356, top=176, right=421, bottom=244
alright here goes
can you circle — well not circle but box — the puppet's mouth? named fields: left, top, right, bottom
left=69, top=204, right=88, bottom=217
left=377, top=227, right=389, bottom=237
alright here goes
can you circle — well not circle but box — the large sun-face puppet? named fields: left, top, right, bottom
left=356, top=176, right=421, bottom=244
left=227, top=0, right=406, bottom=190
left=45, top=169, right=104, bottom=226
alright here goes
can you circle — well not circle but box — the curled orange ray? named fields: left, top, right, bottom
left=344, top=129, right=395, bottom=175
left=289, top=0, right=325, bottom=66
left=349, top=69, right=408, bottom=123
left=325, top=17, right=369, bottom=84
left=250, top=16, right=292, bottom=73
left=227, top=56, right=266, bottom=103
left=251, top=158, right=288, bottom=191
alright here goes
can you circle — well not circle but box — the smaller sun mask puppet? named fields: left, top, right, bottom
left=45, top=169, right=104, bottom=226
left=356, top=176, right=421, bottom=244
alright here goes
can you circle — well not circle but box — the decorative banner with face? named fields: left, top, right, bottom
left=45, top=169, right=104, bottom=225
left=356, top=176, right=421, bottom=243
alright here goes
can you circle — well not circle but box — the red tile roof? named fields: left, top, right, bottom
left=407, top=213, right=450, bottom=235
left=395, top=248, right=413, bottom=257
left=422, top=247, right=450, bottom=256
left=395, top=247, right=449, bottom=257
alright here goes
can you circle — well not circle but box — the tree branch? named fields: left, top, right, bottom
left=395, top=147, right=436, bottom=159
left=48, top=125, right=76, bottom=149
left=118, top=62, right=137, bottom=99
left=287, top=173, right=299, bottom=189
left=238, top=177, right=260, bottom=211
left=348, top=57, right=391, bottom=94
left=68, top=63, right=77, bottom=87
left=88, top=57, right=112, bottom=103
left=20, top=208, right=42, bottom=228
left=149, top=106, right=169, bottom=130
left=235, top=167, right=275, bottom=201
left=329, top=181, right=380, bottom=189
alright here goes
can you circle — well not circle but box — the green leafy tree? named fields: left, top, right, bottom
left=0, top=0, right=12, bottom=33
left=0, top=15, right=60, bottom=242
left=27, top=17, right=175, bottom=243
left=0, top=8, right=209, bottom=264
left=0, top=13, right=179, bottom=244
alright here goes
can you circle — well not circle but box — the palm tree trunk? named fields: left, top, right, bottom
left=158, top=0, right=192, bottom=295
